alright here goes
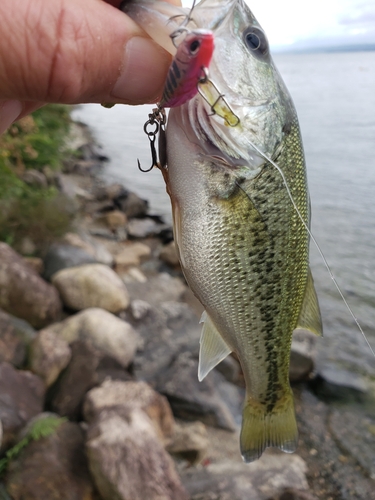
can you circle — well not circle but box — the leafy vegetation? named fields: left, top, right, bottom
left=0, top=105, right=74, bottom=252
left=0, top=416, right=67, bottom=477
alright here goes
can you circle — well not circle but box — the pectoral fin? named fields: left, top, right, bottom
left=296, top=268, right=323, bottom=336
left=198, top=311, right=232, bottom=381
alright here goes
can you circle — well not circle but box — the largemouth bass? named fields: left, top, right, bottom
left=124, top=0, right=322, bottom=462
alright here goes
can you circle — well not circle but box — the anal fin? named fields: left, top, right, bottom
left=296, top=268, right=323, bottom=336
left=198, top=311, right=232, bottom=382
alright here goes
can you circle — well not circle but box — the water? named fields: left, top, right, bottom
left=72, top=50, right=375, bottom=381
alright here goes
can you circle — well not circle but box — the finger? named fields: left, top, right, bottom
left=0, top=0, right=178, bottom=106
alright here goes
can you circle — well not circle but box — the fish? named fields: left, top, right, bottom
left=123, top=0, right=323, bottom=462
left=159, top=29, right=215, bottom=108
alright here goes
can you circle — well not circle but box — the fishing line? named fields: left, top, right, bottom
left=245, top=140, right=375, bottom=358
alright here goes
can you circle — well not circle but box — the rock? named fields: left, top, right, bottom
left=268, top=488, right=319, bottom=500
left=159, top=241, right=180, bottom=267
left=126, top=273, right=187, bottom=307
left=95, top=183, right=128, bottom=201
left=114, top=242, right=151, bottom=270
left=17, top=237, right=37, bottom=256
left=29, top=329, right=71, bottom=387
left=127, top=217, right=168, bottom=239
left=5, top=419, right=96, bottom=500
left=49, top=341, right=101, bottom=419
left=166, top=421, right=209, bottom=464
left=156, top=351, right=236, bottom=431
left=0, top=363, right=45, bottom=450
left=289, top=329, right=317, bottom=382
left=311, top=365, right=368, bottom=400
left=62, top=232, right=114, bottom=266
left=0, top=310, right=36, bottom=368
left=121, top=267, right=148, bottom=284
left=114, top=191, right=149, bottom=218
left=52, top=264, right=130, bottom=312
left=0, top=243, right=62, bottom=328
left=45, top=308, right=138, bottom=368
left=181, top=454, right=309, bottom=500
left=104, top=210, right=127, bottom=231
left=43, top=243, right=97, bottom=281
left=22, top=257, right=44, bottom=275
left=86, top=408, right=188, bottom=500
left=22, top=169, right=48, bottom=188
left=84, top=380, right=174, bottom=440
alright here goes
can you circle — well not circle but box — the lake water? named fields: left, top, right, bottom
left=72, top=50, right=375, bottom=382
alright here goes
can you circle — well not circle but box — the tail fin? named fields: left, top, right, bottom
left=240, top=390, right=298, bottom=463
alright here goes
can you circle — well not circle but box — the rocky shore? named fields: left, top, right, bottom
left=0, top=120, right=374, bottom=500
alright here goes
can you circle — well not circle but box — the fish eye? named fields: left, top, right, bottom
left=243, top=27, right=269, bottom=58
left=189, top=39, right=201, bottom=55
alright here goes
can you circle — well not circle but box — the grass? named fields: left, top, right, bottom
left=0, top=105, right=74, bottom=253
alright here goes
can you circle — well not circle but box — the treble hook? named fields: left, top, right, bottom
left=138, top=115, right=160, bottom=172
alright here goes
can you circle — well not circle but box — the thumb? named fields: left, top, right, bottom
left=0, top=0, right=172, bottom=106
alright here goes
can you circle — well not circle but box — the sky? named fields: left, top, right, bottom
left=182, top=0, right=375, bottom=48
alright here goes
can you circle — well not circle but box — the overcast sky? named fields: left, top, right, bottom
left=182, top=0, right=375, bottom=47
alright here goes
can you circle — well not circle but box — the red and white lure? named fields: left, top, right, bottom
left=158, top=29, right=215, bottom=108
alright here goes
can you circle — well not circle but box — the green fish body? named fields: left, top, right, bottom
left=124, top=0, right=322, bottom=461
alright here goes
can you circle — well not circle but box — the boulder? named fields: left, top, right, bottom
left=84, top=380, right=174, bottom=441
left=104, top=210, right=127, bottom=231
left=86, top=408, right=188, bottom=500
left=62, top=232, right=114, bottom=266
left=181, top=454, right=309, bottom=500
left=0, top=363, right=45, bottom=450
left=45, top=308, right=138, bottom=368
left=126, top=273, right=187, bottom=307
left=114, top=242, right=151, bottom=270
left=166, top=421, right=209, bottom=464
left=52, top=263, right=130, bottom=312
left=43, top=243, right=97, bottom=281
left=0, top=310, right=36, bottom=368
left=22, top=257, right=44, bottom=275
left=5, top=419, right=95, bottom=500
left=29, top=329, right=71, bottom=387
left=0, top=243, right=62, bottom=328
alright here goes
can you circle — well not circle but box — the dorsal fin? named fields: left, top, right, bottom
left=198, top=311, right=232, bottom=381
left=296, top=268, right=323, bottom=336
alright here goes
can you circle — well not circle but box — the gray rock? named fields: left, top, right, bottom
left=49, top=341, right=101, bottom=419
left=5, top=419, right=96, bottom=500
left=126, top=273, right=187, bottom=307
left=267, top=488, right=319, bottom=500
left=29, top=329, right=71, bottom=387
left=0, top=363, right=45, bottom=450
left=62, top=232, right=114, bottom=266
left=43, top=244, right=97, bottom=281
left=127, top=217, right=168, bottom=239
left=45, top=308, right=138, bottom=368
left=114, top=191, right=149, bottom=218
left=52, top=263, right=130, bottom=312
left=86, top=408, right=188, bottom=500
left=155, top=351, right=236, bottom=431
left=0, top=310, right=36, bottom=368
left=312, top=365, right=368, bottom=400
left=0, top=243, right=62, bottom=328
left=84, top=380, right=174, bottom=440
left=181, top=454, right=308, bottom=500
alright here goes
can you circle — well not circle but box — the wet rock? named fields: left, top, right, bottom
left=114, top=242, right=151, bottom=270
left=127, top=217, right=168, bottom=239
left=0, top=243, right=62, bottom=328
left=289, top=329, right=318, bottom=382
left=84, top=380, right=174, bottom=440
left=49, top=341, right=101, bottom=419
left=43, top=243, right=97, bottom=281
left=0, top=363, right=45, bottom=450
left=52, top=263, right=130, bottom=312
left=166, top=421, right=209, bottom=464
left=86, top=408, right=188, bottom=500
left=126, top=272, right=187, bottom=307
left=62, top=232, right=114, bottom=266
left=181, top=454, right=308, bottom=500
left=29, top=329, right=71, bottom=387
left=114, top=190, right=149, bottom=218
left=45, top=308, right=138, bottom=368
left=159, top=241, right=180, bottom=267
left=22, top=169, right=48, bottom=188
left=5, top=419, right=96, bottom=500
left=0, top=310, right=36, bottom=368
left=156, top=352, right=236, bottom=431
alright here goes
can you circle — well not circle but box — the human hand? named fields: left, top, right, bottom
left=0, top=0, right=180, bottom=134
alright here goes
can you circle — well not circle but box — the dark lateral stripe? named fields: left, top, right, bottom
left=172, top=60, right=181, bottom=80
left=169, top=68, right=177, bottom=90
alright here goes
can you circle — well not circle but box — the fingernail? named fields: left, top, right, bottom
left=111, top=37, right=168, bottom=103
left=0, top=100, right=23, bottom=135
